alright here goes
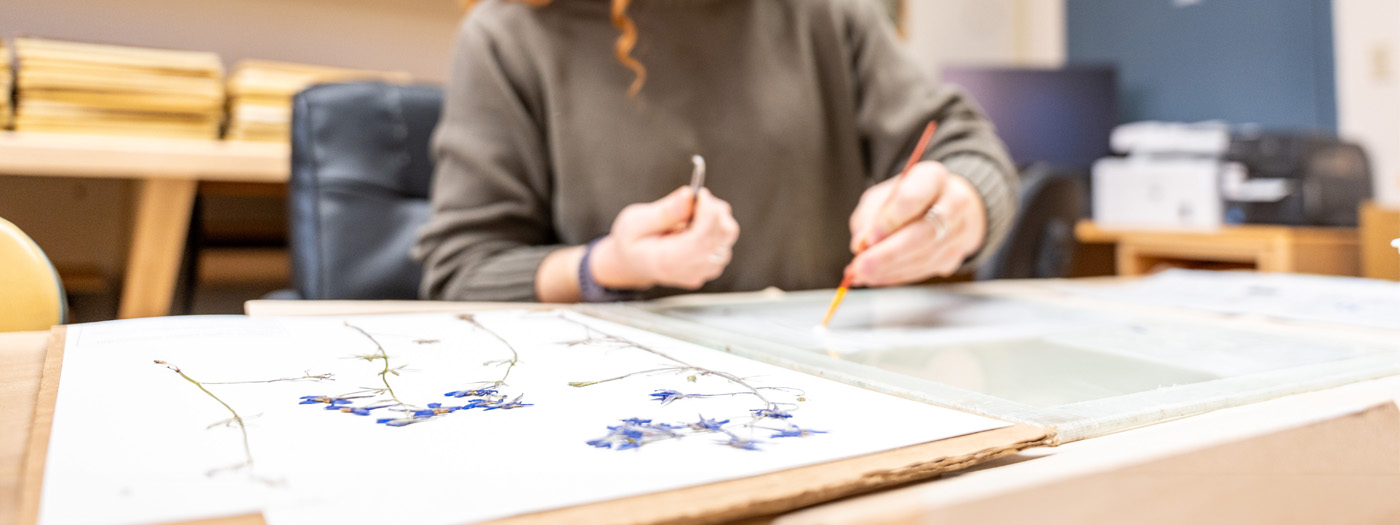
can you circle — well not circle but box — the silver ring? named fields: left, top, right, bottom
left=924, top=204, right=949, bottom=242
left=708, top=250, right=727, bottom=264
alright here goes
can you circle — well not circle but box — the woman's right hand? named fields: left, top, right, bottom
left=591, top=186, right=741, bottom=290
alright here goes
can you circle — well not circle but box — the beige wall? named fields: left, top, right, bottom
left=4, top=0, right=462, bottom=81
left=904, top=0, right=1066, bottom=79
left=1333, top=0, right=1400, bottom=207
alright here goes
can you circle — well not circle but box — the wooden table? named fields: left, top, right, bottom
left=0, top=132, right=289, bottom=319
left=0, top=331, right=49, bottom=522
left=1075, top=219, right=1360, bottom=276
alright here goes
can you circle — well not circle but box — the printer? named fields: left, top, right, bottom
left=1224, top=131, right=1371, bottom=227
left=1092, top=122, right=1371, bottom=229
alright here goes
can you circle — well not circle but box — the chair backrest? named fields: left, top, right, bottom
left=289, top=82, right=443, bottom=300
left=976, top=164, right=1088, bottom=280
left=0, top=217, right=66, bottom=331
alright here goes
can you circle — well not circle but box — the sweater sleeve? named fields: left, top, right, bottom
left=411, top=13, right=560, bottom=301
left=843, top=0, right=1019, bottom=272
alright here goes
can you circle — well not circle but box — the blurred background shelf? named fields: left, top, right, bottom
left=0, top=131, right=287, bottom=181
left=1075, top=220, right=1361, bottom=277
left=0, top=131, right=289, bottom=320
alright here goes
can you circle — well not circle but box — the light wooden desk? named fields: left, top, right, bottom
left=0, top=331, right=49, bottom=524
left=0, top=132, right=289, bottom=319
left=1075, top=219, right=1360, bottom=276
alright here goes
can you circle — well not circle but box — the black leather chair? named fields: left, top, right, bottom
left=976, top=164, right=1088, bottom=280
left=286, top=82, right=443, bottom=300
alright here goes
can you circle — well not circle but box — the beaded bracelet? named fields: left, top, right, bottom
left=578, top=237, right=643, bottom=303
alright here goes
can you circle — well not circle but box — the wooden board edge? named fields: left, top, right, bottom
left=18, top=326, right=65, bottom=525
left=489, top=423, right=1051, bottom=525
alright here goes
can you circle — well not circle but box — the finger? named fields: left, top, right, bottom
left=862, top=161, right=948, bottom=250
left=849, top=219, right=940, bottom=287
left=849, top=181, right=892, bottom=252
left=718, top=213, right=740, bottom=245
left=888, top=214, right=972, bottom=283
left=851, top=211, right=969, bottom=286
left=690, top=189, right=739, bottom=245
left=648, top=190, right=737, bottom=288
left=618, top=186, right=694, bottom=238
left=701, top=248, right=731, bottom=279
left=691, top=194, right=738, bottom=274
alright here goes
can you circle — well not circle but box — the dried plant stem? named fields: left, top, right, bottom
left=344, top=323, right=407, bottom=406
left=154, top=360, right=253, bottom=471
left=559, top=317, right=774, bottom=406
left=459, top=314, right=521, bottom=386
left=204, top=371, right=333, bottom=385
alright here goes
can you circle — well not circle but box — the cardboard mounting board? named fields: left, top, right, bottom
left=18, top=321, right=1049, bottom=525
left=778, top=401, right=1400, bottom=524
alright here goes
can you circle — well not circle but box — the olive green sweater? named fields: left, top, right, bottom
left=413, top=0, right=1017, bottom=301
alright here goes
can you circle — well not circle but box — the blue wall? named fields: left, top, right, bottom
left=1067, top=0, right=1336, bottom=133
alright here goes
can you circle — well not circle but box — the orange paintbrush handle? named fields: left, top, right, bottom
left=820, top=272, right=854, bottom=328
left=854, top=121, right=939, bottom=252
left=822, top=121, right=939, bottom=327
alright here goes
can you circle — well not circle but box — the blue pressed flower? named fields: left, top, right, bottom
left=650, top=389, right=687, bottom=405
left=444, top=388, right=498, bottom=398
left=586, top=438, right=612, bottom=448
left=483, top=394, right=532, bottom=411
left=723, top=436, right=761, bottom=450
left=409, top=404, right=461, bottom=418
left=460, top=399, right=488, bottom=409
left=331, top=404, right=392, bottom=416
left=301, top=395, right=356, bottom=406
left=751, top=407, right=793, bottom=419
left=771, top=427, right=827, bottom=438
left=586, top=418, right=689, bottom=450
left=690, top=416, right=730, bottom=431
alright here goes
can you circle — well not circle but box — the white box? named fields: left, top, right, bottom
left=1092, top=157, right=1224, bottom=230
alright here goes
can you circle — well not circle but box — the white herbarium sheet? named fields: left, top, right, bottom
left=39, top=311, right=1009, bottom=525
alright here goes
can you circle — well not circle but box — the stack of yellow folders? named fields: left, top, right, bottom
left=1, top=41, right=13, bottom=129
left=226, top=60, right=410, bottom=142
left=13, top=38, right=224, bottom=139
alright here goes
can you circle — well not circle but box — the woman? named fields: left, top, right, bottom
left=414, top=0, right=1017, bottom=302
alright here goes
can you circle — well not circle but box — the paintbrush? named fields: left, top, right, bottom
left=820, top=121, right=938, bottom=327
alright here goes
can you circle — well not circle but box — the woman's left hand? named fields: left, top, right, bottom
left=846, top=160, right=987, bottom=287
